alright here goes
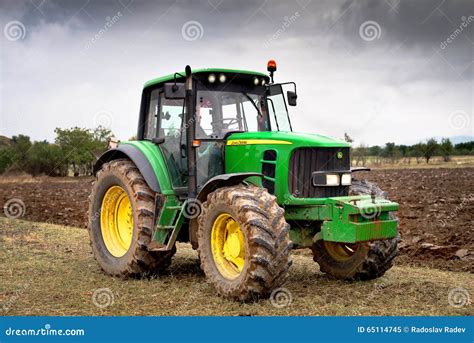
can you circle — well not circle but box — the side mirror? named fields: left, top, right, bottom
left=287, top=91, right=297, bottom=106
left=164, top=82, right=185, bottom=99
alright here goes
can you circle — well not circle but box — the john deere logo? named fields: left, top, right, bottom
left=337, top=152, right=343, bottom=159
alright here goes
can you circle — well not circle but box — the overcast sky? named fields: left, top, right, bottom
left=0, top=0, right=472, bottom=146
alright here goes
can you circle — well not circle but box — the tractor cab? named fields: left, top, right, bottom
left=138, top=64, right=296, bottom=193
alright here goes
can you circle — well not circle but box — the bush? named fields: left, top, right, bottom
left=0, top=147, right=15, bottom=173
left=25, top=141, right=65, bottom=176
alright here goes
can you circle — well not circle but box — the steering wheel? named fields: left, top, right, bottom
left=211, top=118, right=239, bottom=129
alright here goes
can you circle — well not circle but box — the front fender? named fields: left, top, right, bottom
left=94, top=141, right=174, bottom=195
left=196, top=172, right=263, bottom=203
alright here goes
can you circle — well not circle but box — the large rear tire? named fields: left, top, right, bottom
left=312, top=179, right=399, bottom=280
left=197, top=185, right=292, bottom=301
left=88, top=159, right=175, bottom=277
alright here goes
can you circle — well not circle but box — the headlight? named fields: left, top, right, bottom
left=341, top=173, right=351, bottom=185
left=208, top=74, right=216, bottom=83
left=219, top=74, right=226, bottom=83
left=326, top=174, right=340, bottom=186
left=253, top=77, right=259, bottom=85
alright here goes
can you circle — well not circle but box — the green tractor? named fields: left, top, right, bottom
left=89, top=61, right=400, bottom=300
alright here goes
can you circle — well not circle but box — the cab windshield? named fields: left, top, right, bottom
left=195, top=84, right=291, bottom=139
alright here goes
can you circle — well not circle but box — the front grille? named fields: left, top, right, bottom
left=288, top=147, right=350, bottom=198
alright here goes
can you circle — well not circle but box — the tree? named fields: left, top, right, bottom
left=92, top=126, right=112, bottom=145
left=440, top=138, right=454, bottom=162
left=454, top=141, right=474, bottom=155
left=382, top=142, right=401, bottom=164
left=399, top=145, right=409, bottom=157
left=399, top=144, right=411, bottom=164
left=0, top=147, right=15, bottom=173
left=366, top=145, right=382, bottom=165
left=423, top=138, right=438, bottom=163
left=54, top=127, right=111, bottom=176
left=90, top=126, right=112, bottom=159
left=411, top=143, right=425, bottom=164
left=10, top=134, right=32, bottom=169
left=352, top=144, right=369, bottom=166
left=25, top=141, right=64, bottom=176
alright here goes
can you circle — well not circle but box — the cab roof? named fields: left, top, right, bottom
left=144, top=68, right=268, bottom=89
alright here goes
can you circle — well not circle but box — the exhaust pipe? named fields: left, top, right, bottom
left=185, top=65, right=197, bottom=199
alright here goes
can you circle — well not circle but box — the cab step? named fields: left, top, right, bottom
left=147, top=197, right=188, bottom=252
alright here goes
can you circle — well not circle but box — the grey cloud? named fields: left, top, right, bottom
left=0, top=0, right=472, bottom=145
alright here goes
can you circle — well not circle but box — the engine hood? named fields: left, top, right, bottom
left=226, top=131, right=350, bottom=148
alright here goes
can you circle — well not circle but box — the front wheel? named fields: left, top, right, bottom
left=197, top=185, right=292, bottom=301
left=311, top=180, right=399, bottom=280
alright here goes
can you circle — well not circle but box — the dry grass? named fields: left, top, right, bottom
left=0, top=217, right=472, bottom=316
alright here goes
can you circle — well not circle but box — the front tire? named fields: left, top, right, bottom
left=312, top=179, right=399, bottom=281
left=197, top=185, right=292, bottom=301
left=88, top=159, right=175, bottom=277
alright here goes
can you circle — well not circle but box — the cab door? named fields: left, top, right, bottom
left=143, top=88, right=187, bottom=188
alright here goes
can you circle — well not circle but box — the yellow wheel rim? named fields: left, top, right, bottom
left=323, top=241, right=358, bottom=262
left=100, top=185, right=134, bottom=257
left=211, top=213, right=246, bottom=280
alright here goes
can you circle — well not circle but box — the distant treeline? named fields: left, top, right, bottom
left=347, top=135, right=474, bottom=166
left=0, top=128, right=472, bottom=176
left=0, top=126, right=112, bottom=176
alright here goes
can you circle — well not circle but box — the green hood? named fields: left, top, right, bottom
left=226, top=131, right=350, bottom=148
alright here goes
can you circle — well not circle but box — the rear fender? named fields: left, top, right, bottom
left=93, top=141, right=174, bottom=195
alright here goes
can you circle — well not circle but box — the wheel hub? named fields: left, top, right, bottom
left=100, top=185, right=133, bottom=257
left=211, top=213, right=245, bottom=279
left=323, top=241, right=358, bottom=262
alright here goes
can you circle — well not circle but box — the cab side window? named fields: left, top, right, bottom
left=144, top=89, right=159, bottom=139
left=159, top=96, right=185, bottom=139
left=158, top=93, right=186, bottom=188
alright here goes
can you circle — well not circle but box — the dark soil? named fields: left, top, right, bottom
left=1, top=168, right=473, bottom=272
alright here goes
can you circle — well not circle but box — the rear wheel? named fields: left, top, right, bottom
left=197, top=185, right=292, bottom=300
left=88, top=159, right=175, bottom=277
left=311, top=179, right=399, bottom=280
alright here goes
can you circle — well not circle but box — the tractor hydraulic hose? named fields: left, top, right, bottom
left=185, top=65, right=197, bottom=199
